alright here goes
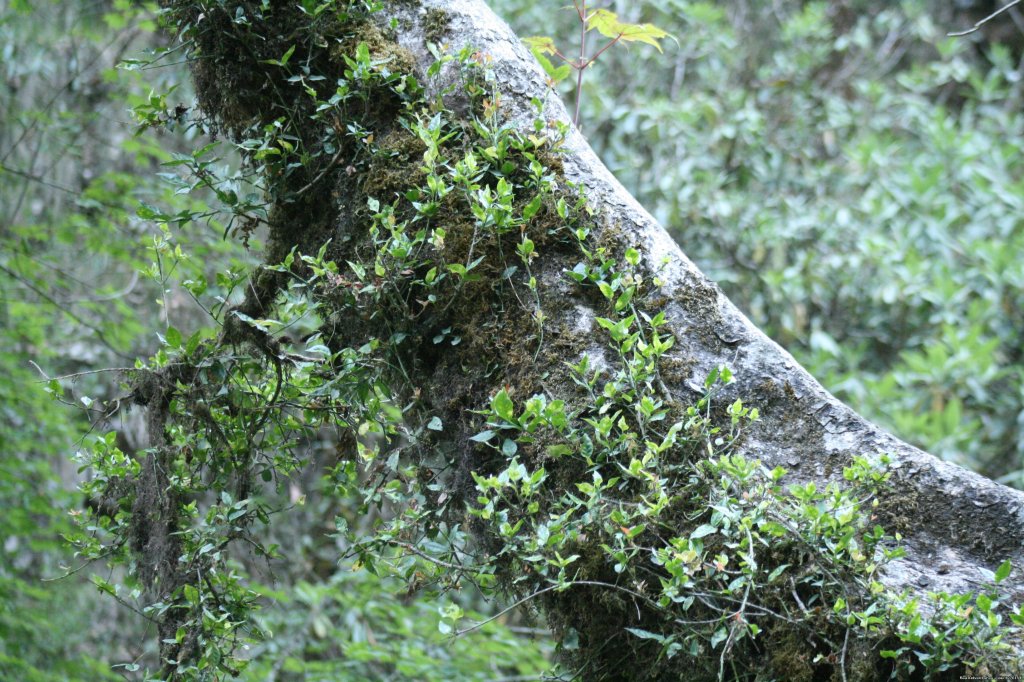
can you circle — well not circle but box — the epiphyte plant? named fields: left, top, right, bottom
left=524, top=1, right=674, bottom=128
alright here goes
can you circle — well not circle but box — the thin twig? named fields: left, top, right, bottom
left=949, top=0, right=1021, bottom=36
left=574, top=0, right=588, bottom=127
left=0, top=262, right=131, bottom=355
left=388, top=540, right=469, bottom=571
left=583, top=33, right=625, bottom=69
left=29, top=360, right=135, bottom=382
left=292, top=146, right=346, bottom=197
left=455, top=579, right=655, bottom=637
left=0, top=162, right=80, bottom=195
left=840, top=626, right=850, bottom=682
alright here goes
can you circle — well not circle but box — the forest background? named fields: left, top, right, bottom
left=2, top=0, right=1024, bottom=678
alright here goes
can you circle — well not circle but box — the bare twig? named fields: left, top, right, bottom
left=29, top=360, right=135, bottom=382
left=387, top=540, right=470, bottom=572
left=949, top=0, right=1022, bottom=36
left=455, top=579, right=658, bottom=637
left=840, top=626, right=850, bottom=682
left=1, top=263, right=133, bottom=359
left=292, top=146, right=346, bottom=198
left=0, top=162, right=79, bottom=195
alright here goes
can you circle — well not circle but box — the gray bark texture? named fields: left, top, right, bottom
left=392, top=0, right=1024, bottom=603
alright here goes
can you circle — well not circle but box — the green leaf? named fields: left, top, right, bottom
left=690, top=524, right=717, bottom=539
left=625, top=627, right=667, bottom=643
left=165, top=326, right=182, bottom=349
left=709, top=626, right=728, bottom=649
left=546, top=444, right=573, bottom=457
left=614, top=287, right=634, bottom=312
left=586, top=10, right=672, bottom=53
left=427, top=416, right=443, bottom=431
left=262, top=44, right=297, bottom=67
left=492, top=389, right=515, bottom=423
left=523, top=194, right=543, bottom=220
left=523, top=36, right=557, bottom=55
left=523, top=36, right=572, bottom=82
left=518, top=238, right=535, bottom=259
left=995, top=559, right=1012, bottom=583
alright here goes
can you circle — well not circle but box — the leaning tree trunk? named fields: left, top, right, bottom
left=126, top=0, right=1024, bottom=679
left=399, top=0, right=1024, bottom=630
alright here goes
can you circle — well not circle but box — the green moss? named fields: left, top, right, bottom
left=767, top=629, right=817, bottom=682
left=423, top=7, right=452, bottom=45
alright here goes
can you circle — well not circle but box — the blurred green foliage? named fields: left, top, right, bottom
left=1, top=1, right=155, bottom=677
left=2, top=0, right=1024, bottom=677
left=493, top=0, right=1024, bottom=485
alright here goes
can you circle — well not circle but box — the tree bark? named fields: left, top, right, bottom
left=395, top=0, right=1024, bottom=610
left=389, top=0, right=1024, bottom=673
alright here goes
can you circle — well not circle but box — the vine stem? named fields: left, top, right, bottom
left=574, top=0, right=587, bottom=127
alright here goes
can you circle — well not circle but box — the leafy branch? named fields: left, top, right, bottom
left=524, top=1, right=673, bottom=128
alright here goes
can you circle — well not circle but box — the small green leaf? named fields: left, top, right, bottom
left=492, top=389, right=515, bottom=422
left=625, top=627, right=667, bottom=643
left=586, top=10, right=673, bottom=53
left=263, top=44, right=297, bottom=67
left=614, top=287, right=634, bottom=312
left=523, top=36, right=557, bottom=55
left=996, top=559, right=1012, bottom=583
left=518, top=238, right=535, bottom=259
left=165, top=326, right=182, bottom=348
left=690, top=524, right=716, bottom=539
left=427, top=416, right=443, bottom=431
left=709, top=626, right=728, bottom=649
left=523, top=194, right=543, bottom=220
left=546, top=444, right=573, bottom=457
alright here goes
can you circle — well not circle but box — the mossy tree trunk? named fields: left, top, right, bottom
left=391, top=0, right=1024, bottom=628
left=122, top=0, right=1024, bottom=679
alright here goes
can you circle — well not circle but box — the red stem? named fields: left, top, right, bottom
left=584, top=33, right=624, bottom=69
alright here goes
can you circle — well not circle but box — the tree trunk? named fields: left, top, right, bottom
left=136, top=0, right=1024, bottom=678
left=398, top=0, right=1024, bottom=624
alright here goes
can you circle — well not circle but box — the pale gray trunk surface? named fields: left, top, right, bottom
left=389, top=0, right=1024, bottom=604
